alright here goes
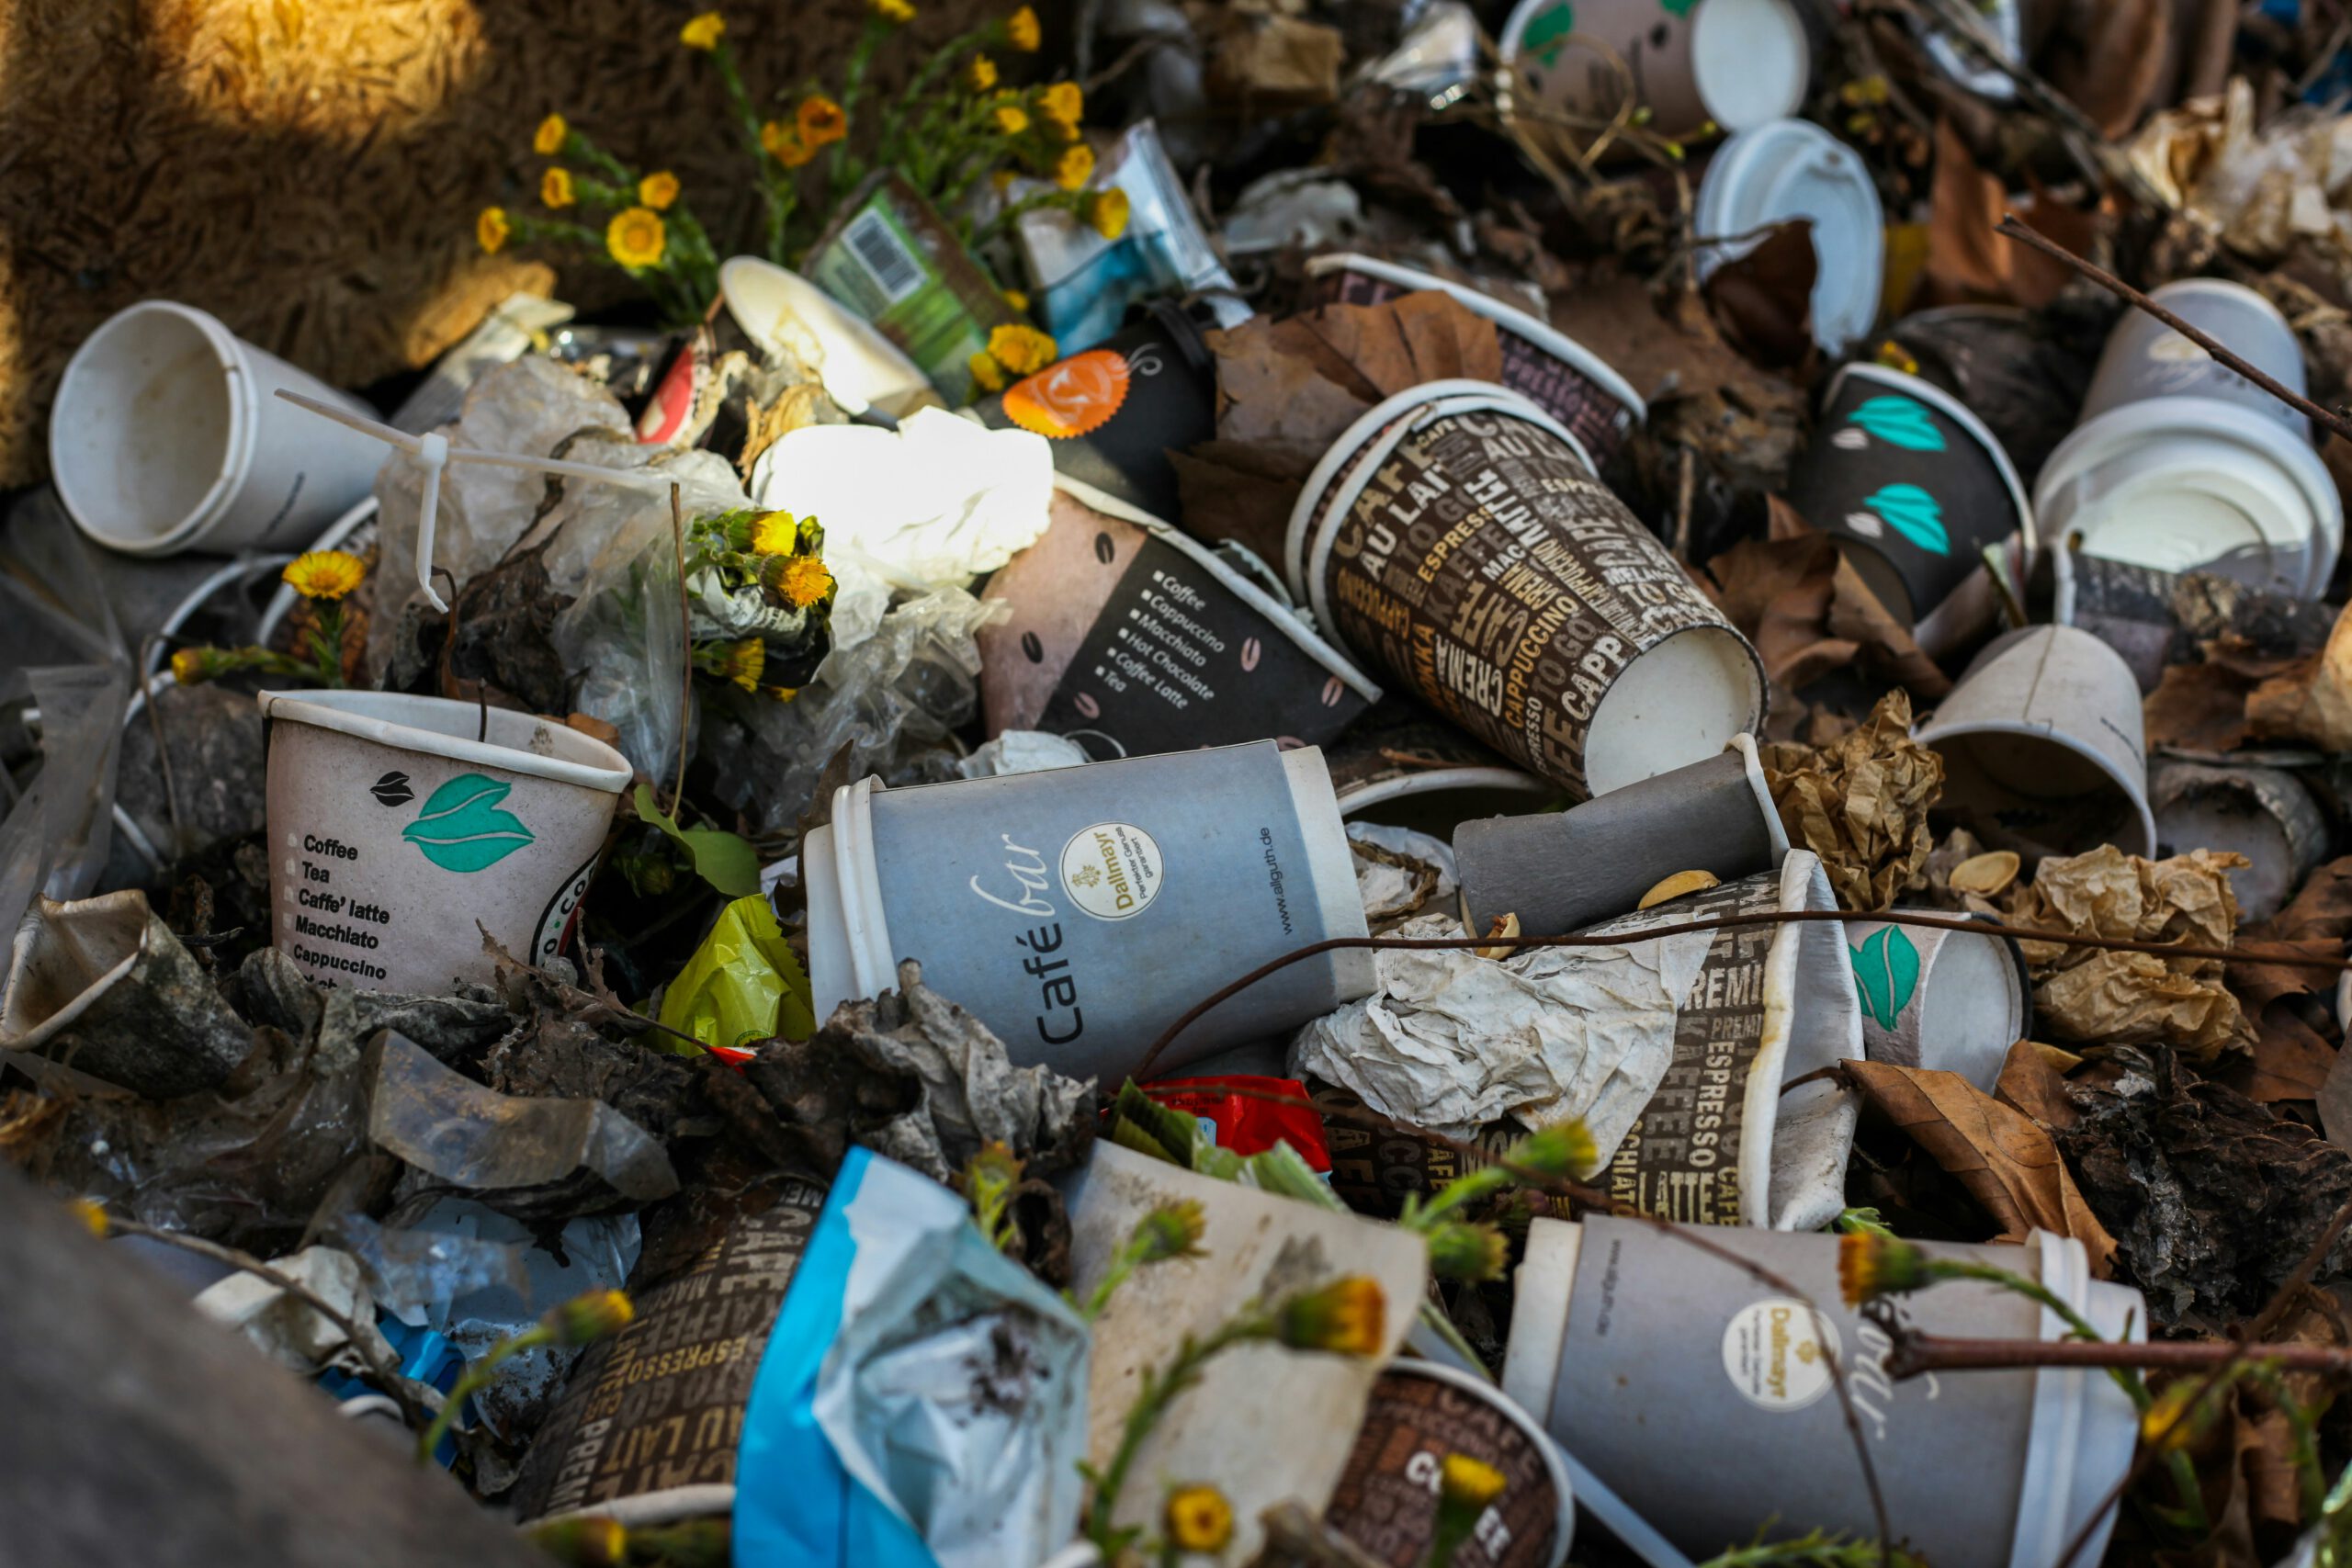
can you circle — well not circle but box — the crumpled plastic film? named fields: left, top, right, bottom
left=1288, top=910, right=1714, bottom=1148
left=659, top=895, right=818, bottom=1052
left=0, top=665, right=131, bottom=945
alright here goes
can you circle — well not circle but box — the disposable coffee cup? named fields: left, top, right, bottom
left=1503, top=1216, right=2144, bottom=1568
left=978, top=479, right=1380, bottom=761
left=2150, top=761, right=2329, bottom=924
left=2038, top=281, right=2339, bottom=597
left=259, top=690, right=632, bottom=995
left=720, top=254, right=935, bottom=421
left=1579, top=851, right=1861, bottom=1231
left=1456, top=733, right=1785, bottom=938
left=512, top=1169, right=831, bottom=1527
left=1323, top=717, right=1554, bottom=831
left=1324, top=1360, right=1576, bottom=1568
left=1498, top=0, right=1809, bottom=142
left=1286, top=379, right=1767, bottom=802
left=802, top=740, right=1375, bottom=1080
left=971, top=302, right=1217, bottom=521
left=1694, top=121, right=1885, bottom=355
left=1916, top=625, right=2157, bottom=861
left=51, top=300, right=390, bottom=557
left=1785, top=364, right=2034, bottom=653
left=2052, top=545, right=2341, bottom=694
left=1840, top=911, right=2030, bottom=1092
left=1305, top=254, right=1647, bottom=468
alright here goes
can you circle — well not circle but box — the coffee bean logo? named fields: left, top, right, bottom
left=1320, top=676, right=1345, bottom=707
left=1093, top=532, right=1116, bottom=566
left=1073, top=692, right=1102, bottom=719
left=1020, top=630, right=1045, bottom=664
left=370, top=770, right=415, bottom=807
left=1240, top=637, right=1261, bottom=671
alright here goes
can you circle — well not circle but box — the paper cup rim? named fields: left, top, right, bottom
left=1826, top=362, right=2038, bottom=555
left=52, top=300, right=259, bottom=557
left=1695, top=122, right=1883, bottom=353
left=1053, top=473, right=1384, bottom=708
left=2008, top=1231, right=2143, bottom=1568
left=1375, top=1359, right=1576, bottom=1568
left=1304, top=254, right=1648, bottom=424
left=1288, top=380, right=1585, bottom=637
left=2035, top=396, right=2341, bottom=597
left=257, top=689, right=633, bottom=795
left=718, top=254, right=929, bottom=417
left=1728, top=733, right=1791, bottom=860
left=1336, top=763, right=1553, bottom=817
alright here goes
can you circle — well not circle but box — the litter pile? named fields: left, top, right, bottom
left=21, top=3, right=2352, bottom=1565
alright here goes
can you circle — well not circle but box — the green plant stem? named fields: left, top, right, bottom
left=874, top=21, right=993, bottom=170
left=416, top=1324, right=552, bottom=1463
left=561, top=129, right=639, bottom=190
left=1085, top=1317, right=1267, bottom=1549
left=830, top=19, right=888, bottom=204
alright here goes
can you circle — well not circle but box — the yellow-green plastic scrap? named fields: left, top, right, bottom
left=658, top=895, right=818, bottom=1053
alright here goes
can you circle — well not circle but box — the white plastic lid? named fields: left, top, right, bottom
left=2035, top=396, right=2342, bottom=597
left=1695, top=120, right=1885, bottom=355
left=1691, top=0, right=1812, bottom=131
left=719, top=255, right=931, bottom=418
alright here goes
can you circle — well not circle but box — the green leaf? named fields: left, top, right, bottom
left=1847, top=394, right=1947, bottom=452
left=401, top=773, right=536, bottom=874
left=1863, top=484, right=1951, bottom=556
left=634, top=784, right=763, bottom=898
left=1849, top=925, right=1922, bottom=1032
left=1109, top=1080, right=1207, bottom=1168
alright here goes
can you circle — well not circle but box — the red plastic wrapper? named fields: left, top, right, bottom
left=1144, top=1075, right=1330, bottom=1170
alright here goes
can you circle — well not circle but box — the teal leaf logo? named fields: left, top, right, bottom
left=1849, top=926, right=1922, bottom=1032
left=401, top=773, right=535, bottom=874
left=1521, top=1, right=1574, bottom=64
left=1660, top=0, right=1695, bottom=14
left=1845, top=395, right=1947, bottom=452
left=1860, top=484, right=1950, bottom=555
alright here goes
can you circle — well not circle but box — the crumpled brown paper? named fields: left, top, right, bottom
left=1759, top=690, right=1943, bottom=911
left=1999, top=843, right=2254, bottom=1058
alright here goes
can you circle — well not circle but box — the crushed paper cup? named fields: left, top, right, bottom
left=1841, top=911, right=2031, bottom=1093
left=258, top=690, right=631, bottom=995
left=1505, top=1217, right=2143, bottom=1568
left=719, top=254, right=934, bottom=420
left=2149, top=760, right=2329, bottom=925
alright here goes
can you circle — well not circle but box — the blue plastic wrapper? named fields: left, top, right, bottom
left=732, top=1147, right=1091, bottom=1568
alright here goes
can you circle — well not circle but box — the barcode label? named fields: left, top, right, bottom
left=842, top=209, right=923, bottom=305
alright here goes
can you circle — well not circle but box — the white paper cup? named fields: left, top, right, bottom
left=51, top=301, right=390, bottom=558
left=718, top=255, right=934, bottom=419
left=2039, top=282, right=2338, bottom=597
left=2149, top=761, right=2329, bottom=924
left=1840, top=911, right=2030, bottom=1092
left=1694, top=120, right=1886, bottom=356
left=1498, top=0, right=1810, bottom=142
left=803, top=740, right=1375, bottom=1080
left=1917, top=625, right=2157, bottom=861
left=1503, top=1217, right=2143, bottom=1568
left=259, top=691, right=632, bottom=995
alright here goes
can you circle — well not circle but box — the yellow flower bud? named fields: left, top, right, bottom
left=532, top=113, right=568, bottom=155
left=680, top=11, right=725, bottom=50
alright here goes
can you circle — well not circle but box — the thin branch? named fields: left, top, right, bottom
left=1997, top=213, right=2352, bottom=446
left=1888, top=1331, right=2352, bottom=1379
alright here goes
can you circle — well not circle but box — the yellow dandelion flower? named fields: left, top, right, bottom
left=798, top=94, right=847, bottom=146
left=68, top=1199, right=109, bottom=1239
left=1440, top=1453, right=1508, bottom=1508
left=1133, top=1199, right=1207, bottom=1263
left=1006, top=5, right=1040, bottom=51
left=1164, top=1485, right=1234, bottom=1553
left=283, top=550, right=366, bottom=601
left=763, top=684, right=800, bottom=702
left=869, top=0, right=915, bottom=20
left=992, top=103, right=1030, bottom=136
left=680, top=11, right=725, bottom=50
left=1279, top=1276, right=1385, bottom=1357
left=169, top=648, right=209, bottom=686
left=989, top=168, right=1016, bottom=196
left=638, top=171, right=681, bottom=209
left=762, top=120, right=815, bottom=168
left=1038, top=81, right=1083, bottom=129
left=968, top=350, right=1006, bottom=394
left=987, top=322, right=1057, bottom=376
left=541, top=165, right=576, bottom=209
left=779, top=556, right=834, bottom=608
left=967, top=54, right=999, bottom=92
left=1053, top=141, right=1094, bottom=191
left=477, top=206, right=512, bottom=254
left=1001, top=288, right=1029, bottom=313
left=547, top=1289, right=636, bottom=1346
left=1838, top=1229, right=1931, bottom=1307
left=1504, top=1120, right=1597, bottom=1181
left=606, top=206, right=667, bottom=268
left=702, top=639, right=766, bottom=693
left=533, top=113, right=568, bottom=155
left=1088, top=187, right=1129, bottom=242
left=751, top=511, right=797, bottom=555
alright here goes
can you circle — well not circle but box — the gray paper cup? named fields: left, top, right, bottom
left=260, top=691, right=632, bottom=995
left=2150, top=761, right=2329, bottom=925
left=1502, top=1216, right=2144, bottom=1568
left=803, top=740, right=1374, bottom=1079
left=2079, top=278, right=2310, bottom=435
left=1323, top=719, right=1555, bottom=831
left=1841, top=911, right=2030, bottom=1093
left=1456, top=733, right=1786, bottom=938
left=1498, top=0, right=1810, bottom=141
left=1916, top=625, right=2157, bottom=861
left=1577, top=851, right=1860, bottom=1231
left=978, top=480, right=1380, bottom=761
left=1286, top=380, right=1766, bottom=803
left=2053, top=545, right=2340, bottom=694
left=1325, top=1360, right=1575, bottom=1568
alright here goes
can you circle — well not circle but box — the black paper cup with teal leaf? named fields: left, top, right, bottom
left=1787, top=364, right=2035, bottom=657
left=257, top=690, right=632, bottom=996
left=1843, top=910, right=2030, bottom=1093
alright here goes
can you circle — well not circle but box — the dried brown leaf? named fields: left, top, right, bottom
left=1994, top=1038, right=2082, bottom=1129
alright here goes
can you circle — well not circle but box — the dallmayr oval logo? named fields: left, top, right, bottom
left=1722, top=1296, right=1839, bottom=1413
left=1058, top=821, right=1163, bottom=921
